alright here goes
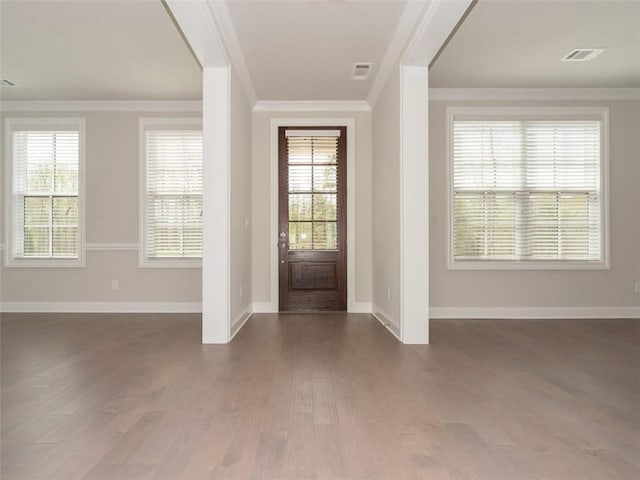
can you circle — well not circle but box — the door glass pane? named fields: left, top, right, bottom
left=313, top=165, right=337, bottom=191
left=289, top=222, right=313, bottom=250
left=313, top=194, right=337, bottom=221
left=312, top=140, right=337, bottom=164
left=289, top=166, right=312, bottom=192
left=289, top=194, right=312, bottom=221
left=314, top=222, right=337, bottom=250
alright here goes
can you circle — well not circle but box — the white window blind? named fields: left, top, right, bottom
left=11, top=128, right=80, bottom=260
left=142, top=126, right=203, bottom=263
left=452, top=116, right=604, bottom=265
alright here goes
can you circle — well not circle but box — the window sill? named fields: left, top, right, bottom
left=138, top=257, right=202, bottom=269
left=448, top=260, right=610, bottom=271
left=4, top=257, right=85, bottom=268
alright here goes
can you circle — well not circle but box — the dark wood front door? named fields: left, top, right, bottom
left=279, top=126, right=347, bottom=311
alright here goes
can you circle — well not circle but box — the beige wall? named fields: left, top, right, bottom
left=0, top=110, right=202, bottom=306
left=371, top=68, right=401, bottom=326
left=251, top=110, right=372, bottom=307
left=429, top=99, right=640, bottom=309
left=230, top=69, right=253, bottom=324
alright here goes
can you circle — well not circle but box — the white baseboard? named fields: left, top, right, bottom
left=371, top=304, right=401, bottom=340
left=0, top=302, right=202, bottom=313
left=252, top=302, right=277, bottom=313
left=230, top=306, right=252, bottom=339
left=429, top=306, right=640, bottom=320
left=348, top=302, right=372, bottom=313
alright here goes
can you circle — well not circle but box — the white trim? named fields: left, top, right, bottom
left=372, top=305, right=401, bottom=341
left=205, top=1, right=257, bottom=107
left=285, top=129, right=341, bottom=138
left=4, top=117, right=86, bottom=268
left=252, top=302, right=277, bottom=313
left=350, top=302, right=372, bottom=314
left=399, top=66, right=430, bottom=345
left=0, top=101, right=202, bottom=112
left=164, top=0, right=228, bottom=68
left=202, top=67, right=231, bottom=344
left=269, top=118, right=358, bottom=313
left=429, top=88, right=640, bottom=102
left=254, top=101, right=370, bottom=112
left=404, top=0, right=474, bottom=66
left=446, top=106, right=610, bottom=271
left=85, top=243, right=138, bottom=251
left=0, top=302, right=202, bottom=313
left=138, top=117, right=204, bottom=269
left=230, top=306, right=252, bottom=339
left=429, top=307, right=640, bottom=320
left=367, top=1, right=430, bottom=107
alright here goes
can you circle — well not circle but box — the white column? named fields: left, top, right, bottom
left=400, top=65, right=429, bottom=344
left=202, top=66, right=231, bottom=343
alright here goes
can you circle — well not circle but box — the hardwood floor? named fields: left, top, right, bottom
left=1, top=313, right=638, bottom=479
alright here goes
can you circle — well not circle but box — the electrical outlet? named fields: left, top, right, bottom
left=244, top=216, right=250, bottom=229
left=635, top=281, right=640, bottom=294
left=111, top=280, right=119, bottom=291
left=387, top=287, right=391, bottom=301
left=239, top=285, right=244, bottom=299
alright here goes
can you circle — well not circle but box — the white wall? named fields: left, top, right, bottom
left=251, top=109, right=372, bottom=309
left=429, top=98, right=640, bottom=314
left=229, top=69, right=253, bottom=330
left=0, top=110, right=202, bottom=309
left=371, top=68, right=401, bottom=330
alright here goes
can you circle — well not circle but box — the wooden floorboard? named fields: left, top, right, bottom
left=1, top=313, right=638, bottom=479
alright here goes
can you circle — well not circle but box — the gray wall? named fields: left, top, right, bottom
left=371, top=68, right=401, bottom=327
left=429, top=99, right=640, bottom=310
left=0, top=110, right=202, bottom=306
left=230, top=69, right=253, bottom=325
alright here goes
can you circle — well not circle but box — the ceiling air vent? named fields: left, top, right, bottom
left=352, top=63, right=372, bottom=80
left=561, top=48, right=606, bottom=62
left=1, top=79, right=15, bottom=87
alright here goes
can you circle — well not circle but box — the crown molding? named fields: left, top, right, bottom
left=205, top=1, right=258, bottom=107
left=253, top=100, right=370, bottom=113
left=428, top=88, right=640, bottom=101
left=0, top=100, right=203, bottom=112
left=367, top=0, right=429, bottom=108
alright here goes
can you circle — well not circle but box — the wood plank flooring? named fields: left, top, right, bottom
left=1, top=313, right=638, bottom=479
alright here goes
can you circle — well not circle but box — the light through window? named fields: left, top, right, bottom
left=449, top=107, right=608, bottom=269
left=5, top=118, right=85, bottom=266
left=140, top=119, right=203, bottom=266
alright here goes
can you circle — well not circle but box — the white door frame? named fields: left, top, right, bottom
left=268, top=117, right=362, bottom=312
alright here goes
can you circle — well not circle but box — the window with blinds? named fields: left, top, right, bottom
left=140, top=119, right=203, bottom=266
left=5, top=118, right=85, bottom=267
left=449, top=107, right=608, bottom=269
left=286, top=130, right=340, bottom=250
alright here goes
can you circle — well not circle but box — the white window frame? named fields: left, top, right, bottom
left=138, top=117, right=203, bottom=268
left=446, top=106, right=610, bottom=271
left=4, top=117, right=86, bottom=268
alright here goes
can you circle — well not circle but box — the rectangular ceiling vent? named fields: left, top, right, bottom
left=1, top=79, right=15, bottom=87
left=561, top=48, right=606, bottom=62
left=352, top=63, right=372, bottom=80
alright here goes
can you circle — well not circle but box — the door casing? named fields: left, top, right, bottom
left=267, top=117, right=361, bottom=313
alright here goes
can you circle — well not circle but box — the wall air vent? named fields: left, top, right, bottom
left=1, top=79, right=15, bottom=87
left=352, top=63, right=373, bottom=80
left=561, top=48, right=606, bottom=62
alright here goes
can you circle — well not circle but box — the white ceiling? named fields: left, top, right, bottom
left=430, top=0, right=640, bottom=88
left=226, top=0, right=408, bottom=101
left=0, top=0, right=202, bottom=101
left=1, top=0, right=638, bottom=103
